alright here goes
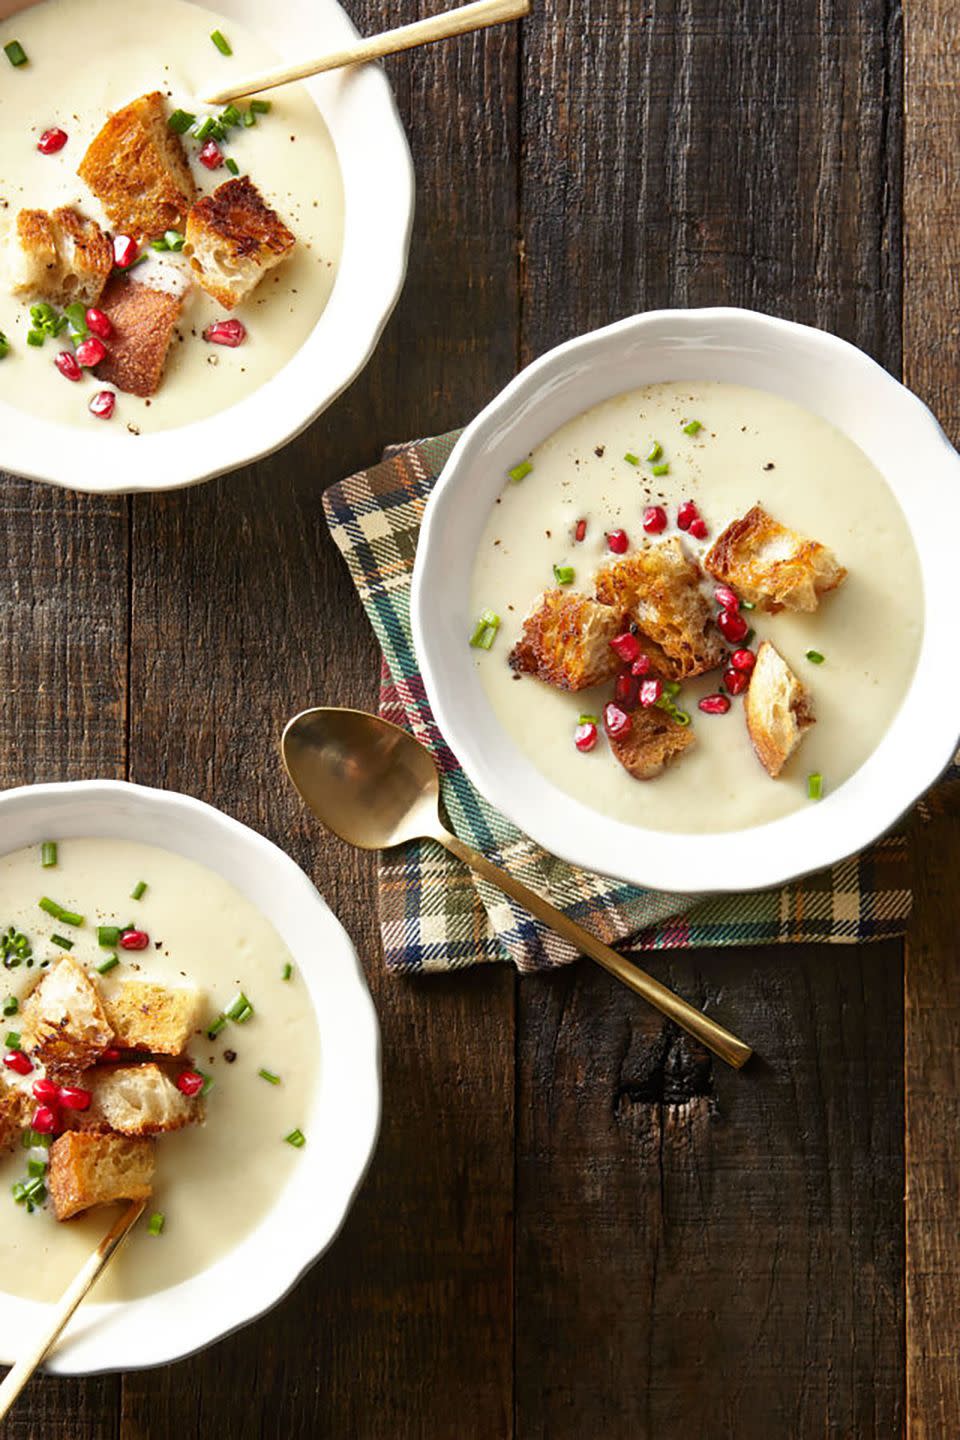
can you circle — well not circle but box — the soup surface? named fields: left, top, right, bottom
left=470, top=380, right=923, bottom=833
left=0, top=0, right=344, bottom=432
left=0, top=837, right=317, bottom=1303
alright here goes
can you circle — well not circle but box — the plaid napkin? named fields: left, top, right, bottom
left=323, top=432, right=942, bottom=974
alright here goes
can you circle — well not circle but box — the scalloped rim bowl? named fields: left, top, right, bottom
left=411, top=308, right=960, bottom=894
left=0, top=0, right=414, bottom=493
left=0, top=780, right=380, bottom=1374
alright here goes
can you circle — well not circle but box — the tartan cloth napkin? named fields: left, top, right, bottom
left=323, top=432, right=939, bottom=974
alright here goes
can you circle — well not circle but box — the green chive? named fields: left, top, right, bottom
left=806, top=649, right=825, bottom=665
left=96, top=954, right=119, bottom=975
left=3, top=995, right=18, bottom=1016
left=226, top=992, right=254, bottom=1023
left=163, top=231, right=185, bottom=252
left=207, top=1015, right=227, bottom=1039
left=578, top=713, right=599, bottom=725
left=224, top=157, right=240, bottom=176
left=167, top=108, right=196, bottom=135
left=645, top=441, right=663, bottom=462
left=651, top=462, right=670, bottom=477
left=0, top=333, right=9, bottom=359
left=26, top=330, right=44, bottom=347
left=64, top=301, right=87, bottom=339
left=4, top=39, right=27, bottom=67
left=744, top=628, right=755, bottom=646
left=553, top=564, right=575, bottom=585
left=199, top=1071, right=214, bottom=1096
left=673, top=709, right=692, bottom=726
left=22, top=1128, right=50, bottom=1150
left=148, top=1211, right=165, bottom=1236
left=27, top=1158, right=46, bottom=1179
left=241, top=108, right=257, bottom=127
left=219, top=103, right=242, bottom=128
left=682, top=419, right=702, bottom=435
left=258, top=1068, right=281, bottom=1085
left=623, top=452, right=639, bottom=466
left=57, top=908, right=84, bottom=927
left=38, top=897, right=62, bottom=919
left=150, top=237, right=170, bottom=251
left=50, top=934, right=73, bottom=950
left=5, top=1030, right=20, bottom=1048
left=508, top=460, right=532, bottom=483
left=807, top=772, right=823, bottom=801
left=663, top=679, right=681, bottom=697
left=193, top=116, right=218, bottom=142
left=97, top=925, right=120, bottom=947
left=739, top=599, right=756, bottom=611
left=210, top=28, right=232, bottom=54
left=250, top=99, right=271, bottom=114
left=131, top=881, right=147, bottom=900
left=282, top=963, right=293, bottom=981
left=41, top=842, right=57, bottom=868
left=469, top=609, right=501, bottom=650
left=284, top=1128, right=306, bottom=1148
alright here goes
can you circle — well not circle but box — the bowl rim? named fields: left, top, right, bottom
left=0, top=778, right=381, bottom=1374
left=411, top=306, right=960, bottom=893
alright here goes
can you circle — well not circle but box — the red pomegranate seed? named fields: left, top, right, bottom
left=199, top=139, right=224, bottom=169
left=698, top=693, right=731, bottom=715
left=113, top=234, right=138, bottom=269
left=606, top=529, right=629, bottom=555
left=89, top=390, right=116, bottom=420
left=639, top=677, right=663, bottom=707
left=32, top=1104, right=57, bottom=1134
left=603, top=702, right=632, bottom=739
left=630, top=653, right=652, bottom=677
left=37, top=127, right=68, bottom=154
left=723, top=667, right=749, bottom=696
left=688, top=518, right=708, bottom=540
left=714, top=585, right=740, bottom=611
left=4, top=1050, right=33, bottom=1076
left=642, top=505, right=667, bottom=535
left=59, top=1085, right=92, bottom=1111
left=574, top=518, right=587, bottom=543
left=614, top=671, right=640, bottom=710
left=176, top=1070, right=205, bottom=1098
left=75, top=336, right=105, bottom=368
left=101, top=1047, right=122, bottom=1062
left=717, top=608, right=749, bottom=643
left=610, top=631, right=643, bottom=664
left=677, top=500, right=699, bottom=531
left=54, top=350, right=82, bottom=382
left=119, top=928, right=149, bottom=951
left=203, top=318, right=246, bottom=348
left=730, top=648, right=756, bottom=673
left=33, top=1077, right=59, bottom=1103
left=85, top=307, right=112, bottom=339
left=574, top=721, right=598, bottom=753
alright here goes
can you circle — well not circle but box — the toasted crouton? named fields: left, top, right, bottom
left=594, top=538, right=725, bottom=681
left=0, top=1083, right=27, bottom=1155
left=93, top=270, right=185, bottom=397
left=104, top=981, right=202, bottom=1056
left=607, top=704, right=696, bottom=780
left=8, top=206, right=112, bottom=307
left=184, top=176, right=296, bottom=308
left=704, top=504, right=846, bottom=613
left=78, top=91, right=196, bottom=240
left=744, top=641, right=815, bottom=778
left=508, top=589, right=623, bottom=691
left=20, top=957, right=114, bottom=1079
left=48, top=1131, right=154, bottom=1221
left=68, top=1063, right=203, bottom=1137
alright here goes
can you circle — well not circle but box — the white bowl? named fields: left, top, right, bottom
left=0, top=0, right=414, bottom=493
left=0, top=780, right=380, bottom=1374
left=411, top=308, right=960, bottom=893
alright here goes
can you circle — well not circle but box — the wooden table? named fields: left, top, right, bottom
left=1, top=0, right=958, bottom=1434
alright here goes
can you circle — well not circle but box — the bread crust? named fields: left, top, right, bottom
left=607, top=704, right=696, bottom=780
left=704, top=504, right=846, bottom=613
left=0, top=1083, right=28, bottom=1155
left=594, top=538, right=725, bottom=681
left=103, top=981, right=202, bottom=1056
left=509, top=589, right=623, bottom=691
left=67, top=1063, right=203, bottom=1137
left=93, top=272, right=183, bottom=397
left=20, top=957, right=115, bottom=1080
left=48, top=1131, right=155, bottom=1221
left=185, top=176, right=296, bottom=308
left=78, top=91, right=196, bottom=240
left=743, top=640, right=815, bottom=777
left=9, top=206, right=112, bottom=307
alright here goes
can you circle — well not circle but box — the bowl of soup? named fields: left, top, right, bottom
left=0, top=0, right=413, bottom=491
left=0, top=779, right=380, bottom=1373
left=410, top=308, right=960, bottom=893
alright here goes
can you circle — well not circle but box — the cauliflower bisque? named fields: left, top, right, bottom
left=0, top=838, right=317, bottom=1303
left=470, top=381, right=923, bottom=834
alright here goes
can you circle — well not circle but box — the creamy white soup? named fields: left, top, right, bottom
left=470, top=381, right=923, bottom=834
left=0, top=837, right=317, bottom=1303
left=0, top=0, right=344, bottom=432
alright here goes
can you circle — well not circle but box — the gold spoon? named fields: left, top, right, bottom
left=281, top=707, right=753, bottom=1070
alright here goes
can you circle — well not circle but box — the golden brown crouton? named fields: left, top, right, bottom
left=743, top=640, right=815, bottom=778
left=509, top=589, right=623, bottom=691
left=595, top=538, right=725, bottom=681
left=67, top=1063, right=203, bottom=1137
left=0, top=1083, right=28, bottom=1155
left=78, top=91, right=196, bottom=241
left=184, top=176, right=296, bottom=308
left=48, top=1131, right=154, bottom=1221
left=20, top=957, right=114, bottom=1079
left=607, top=704, right=696, bottom=781
left=93, top=271, right=184, bottom=398
left=704, top=504, right=846, bottom=613
left=8, top=206, right=112, bottom=307
left=104, top=981, right=202, bottom=1056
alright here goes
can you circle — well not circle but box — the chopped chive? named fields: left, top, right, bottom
left=5, top=1030, right=20, bottom=1048
left=63, top=301, right=87, bottom=339
left=27, top=1158, right=46, bottom=1179
left=682, top=419, right=702, bottom=435
left=193, top=116, right=218, bottom=142
left=150, top=237, right=169, bottom=251
left=167, top=108, right=196, bottom=135
left=807, top=772, right=823, bottom=801
left=651, top=462, right=670, bottom=477
left=623, top=452, right=639, bottom=466
left=199, top=1070, right=214, bottom=1096
left=219, top=103, right=242, bottom=128
left=673, top=709, right=692, bottom=726
left=284, top=1128, right=306, bottom=1148
left=50, top=934, right=73, bottom=950
left=131, top=881, right=147, bottom=900
left=663, top=679, right=681, bottom=697
left=739, top=599, right=756, bottom=611
left=805, top=649, right=825, bottom=665
left=22, top=1128, right=50, bottom=1150
left=241, top=108, right=257, bottom=127
left=148, top=1211, right=165, bottom=1236
left=258, top=1068, right=281, bottom=1085
left=224, top=157, right=240, bottom=176
left=41, top=842, right=57, bottom=868
left=250, top=99, right=271, bottom=114
left=163, top=230, right=185, bottom=252
left=96, top=954, right=119, bottom=975
left=26, top=330, right=45, bottom=347
left=508, top=460, right=532, bottom=483
left=97, top=925, right=120, bottom=947
left=57, top=908, right=84, bottom=927
left=645, top=441, right=663, bottom=462
left=3, top=995, right=18, bottom=1016
left=578, top=713, right=599, bottom=725
left=225, top=992, right=254, bottom=1023
left=38, top=897, right=62, bottom=919
left=0, top=332, right=8, bottom=359
left=210, top=28, right=232, bottom=54
left=743, top=628, right=755, bottom=646
left=469, top=608, right=501, bottom=650
left=207, top=1015, right=227, bottom=1039
left=4, top=39, right=27, bottom=67
left=553, top=564, right=575, bottom=585
left=281, top=963, right=293, bottom=981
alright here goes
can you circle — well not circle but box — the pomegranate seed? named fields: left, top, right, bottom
left=642, top=505, right=667, bottom=535
left=606, top=528, right=629, bottom=554
left=4, top=1050, right=33, bottom=1076
left=630, top=653, right=652, bottom=676
left=54, top=350, right=82, bottom=382
left=677, top=500, right=699, bottom=531
left=75, top=336, right=105, bottom=368
left=101, top=1047, right=122, bottom=1062
left=698, top=693, right=731, bottom=715
left=176, top=1070, right=205, bottom=1098
left=610, top=631, right=643, bottom=664
left=199, top=139, right=224, bottom=169
left=32, top=1077, right=59, bottom=1103
left=119, top=928, right=149, bottom=951
left=37, top=127, right=68, bottom=154
left=714, top=585, right=740, bottom=610
left=85, top=307, right=112, bottom=339
left=639, top=677, right=663, bottom=707
left=89, top=390, right=116, bottom=420
left=688, top=518, right=708, bottom=540
left=113, top=234, right=139, bottom=269
left=723, top=667, right=749, bottom=696
left=59, top=1085, right=92, bottom=1111
left=603, top=702, right=632, bottom=739
left=574, top=721, right=598, bottom=753
left=203, top=318, right=246, bottom=348
left=32, top=1104, right=57, bottom=1135
left=717, top=609, right=749, bottom=643
left=730, top=648, right=756, bottom=673
left=614, top=671, right=640, bottom=710
left=574, top=518, right=587, bottom=543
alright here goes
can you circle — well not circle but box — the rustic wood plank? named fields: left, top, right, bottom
left=902, top=1, right=960, bottom=1431
left=515, top=0, right=905, bottom=1434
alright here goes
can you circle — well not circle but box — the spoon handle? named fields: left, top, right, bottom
left=437, top=829, right=752, bottom=1070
